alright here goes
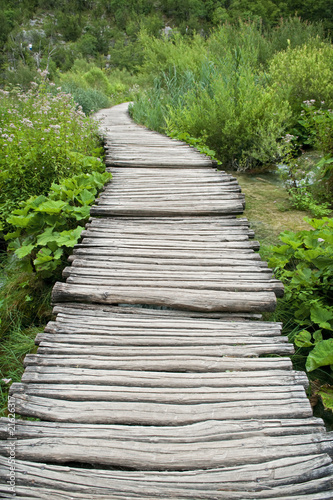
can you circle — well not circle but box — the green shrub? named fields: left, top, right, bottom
left=0, top=83, right=103, bottom=230
left=3, top=62, right=39, bottom=91
left=279, top=101, right=333, bottom=207
left=83, top=67, right=112, bottom=95
left=5, top=171, right=112, bottom=279
left=71, top=58, right=96, bottom=74
left=138, top=30, right=207, bottom=79
left=75, top=33, right=98, bottom=58
left=268, top=16, right=327, bottom=56
left=132, top=57, right=291, bottom=170
left=268, top=42, right=333, bottom=117
left=268, top=218, right=333, bottom=384
left=59, top=80, right=110, bottom=114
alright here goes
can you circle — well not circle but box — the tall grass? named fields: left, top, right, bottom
left=131, top=18, right=331, bottom=171
left=131, top=54, right=290, bottom=170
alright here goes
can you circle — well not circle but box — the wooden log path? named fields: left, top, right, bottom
left=0, top=102, right=332, bottom=499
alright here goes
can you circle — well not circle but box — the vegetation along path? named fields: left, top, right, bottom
left=1, top=102, right=333, bottom=498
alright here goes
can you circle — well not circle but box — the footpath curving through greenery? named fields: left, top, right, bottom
left=129, top=19, right=333, bottom=418
left=0, top=12, right=332, bottom=422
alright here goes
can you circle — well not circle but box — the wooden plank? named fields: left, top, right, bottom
left=1, top=417, right=326, bottom=441
left=21, top=367, right=307, bottom=387
left=1, top=455, right=333, bottom=499
left=97, top=192, right=245, bottom=201
left=2, top=433, right=332, bottom=471
left=52, top=302, right=264, bottom=320
left=52, top=301, right=270, bottom=318
left=10, top=383, right=305, bottom=403
left=36, top=333, right=289, bottom=345
left=71, top=247, right=262, bottom=260
left=62, top=278, right=283, bottom=297
left=22, top=354, right=294, bottom=372
left=68, top=258, right=265, bottom=269
left=76, top=237, right=259, bottom=249
left=82, top=228, right=254, bottom=239
left=9, top=393, right=313, bottom=423
left=43, top=324, right=283, bottom=338
left=102, top=185, right=242, bottom=194
left=63, top=265, right=273, bottom=277
left=23, top=354, right=291, bottom=372
left=108, top=167, right=223, bottom=175
left=35, top=342, right=293, bottom=357
left=83, top=223, right=252, bottom=233
left=50, top=306, right=281, bottom=327
left=90, top=204, right=244, bottom=216
left=81, top=228, right=254, bottom=239
left=86, top=217, right=249, bottom=227
left=51, top=282, right=277, bottom=312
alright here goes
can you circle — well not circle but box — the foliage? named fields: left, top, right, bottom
left=138, top=30, right=207, bottom=79
left=132, top=48, right=291, bottom=171
left=5, top=171, right=111, bottom=279
left=0, top=260, right=52, bottom=340
left=298, top=101, right=333, bottom=202
left=0, top=82, right=103, bottom=230
left=277, top=101, right=333, bottom=211
left=59, top=79, right=110, bottom=115
left=286, top=189, right=331, bottom=218
left=166, top=129, right=220, bottom=164
left=317, top=385, right=333, bottom=412
left=83, top=67, right=113, bottom=95
left=0, top=252, right=52, bottom=416
left=268, top=218, right=333, bottom=382
left=0, top=0, right=331, bottom=88
left=268, top=42, right=333, bottom=119
left=0, top=326, right=40, bottom=417
left=278, top=159, right=332, bottom=218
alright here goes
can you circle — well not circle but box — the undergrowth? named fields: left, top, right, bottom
left=0, top=79, right=110, bottom=417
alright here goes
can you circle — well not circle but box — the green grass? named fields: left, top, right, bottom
left=0, top=327, right=40, bottom=417
left=0, top=256, right=53, bottom=416
left=233, top=171, right=313, bottom=246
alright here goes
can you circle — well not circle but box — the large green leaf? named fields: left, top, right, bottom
left=36, top=227, right=58, bottom=246
left=15, top=244, right=35, bottom=259
left=35, top=200, right=67, bottom=215
left=306, top=339, right=333, bottom=372
left=317, top=385, right=333, bottom=412
left=78, top=189, right=95, bottom=206
left=56, top=226, right=84, bottom=248
left=70, top=206, right=91, bottom=220
left=294, top=330, right=313, bottom=348
left=7, top=213, right=36, bottom=228
left=310, top=303, right=333, bottom=330
left=33, top=248, right=53, bottom=268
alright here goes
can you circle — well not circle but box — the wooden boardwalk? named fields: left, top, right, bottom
left=0, top=102, right=333, bottom=498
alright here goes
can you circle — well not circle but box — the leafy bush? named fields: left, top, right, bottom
left=0, top=83, right=103, bottom=230
left=138, top=30, right=207, bottom=80
left=299, top=101, right=333, bottom=202
left=5, top=171, right=111, bottom=279
left=132, top=56, right=291, bottom=170
left=287, top=188, right=331, bottom=217
left=278, top=101, right=333, bottom=209
left=59, top=80, right=110, bottom=115
left=268, top=42, right=333, bottom=118
left=268, top=218, right=333, bottom=384
left=83, top=67, right=112, bottom=95
left=267, top=16, right=327, bottom=56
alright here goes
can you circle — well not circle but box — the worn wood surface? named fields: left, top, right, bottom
left=1, top=455, right=333, bottom=499
left=1, top=102, right=332, bottom=499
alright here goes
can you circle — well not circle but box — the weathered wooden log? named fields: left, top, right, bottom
left=51, top=282, right=277, bottom=312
